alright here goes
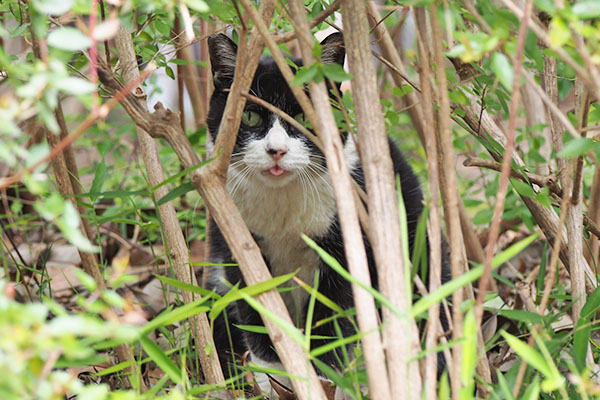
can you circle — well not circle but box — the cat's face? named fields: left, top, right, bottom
left=206, top=33, right=345, bottom=190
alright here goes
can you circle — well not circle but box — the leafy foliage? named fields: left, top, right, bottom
left=1, top=0, right=600, bottom=398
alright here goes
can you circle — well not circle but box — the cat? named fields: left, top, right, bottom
left=204, top=32, right=447, bottom=390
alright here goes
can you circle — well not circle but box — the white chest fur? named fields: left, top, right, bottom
left=222, top=129, right=359, bottom=320
left=227, top=169, right=336, bottom=320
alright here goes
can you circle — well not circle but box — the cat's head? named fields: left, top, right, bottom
left=206, top=32, right=345, bottom=189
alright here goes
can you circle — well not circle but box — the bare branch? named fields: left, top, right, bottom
left=286, top=0, right=396, bottom=398
left=342, top=1, right=422, bottom=398
left=99, top=23, right=328, bottom=400
left=112, top=26, right=227, bottom=390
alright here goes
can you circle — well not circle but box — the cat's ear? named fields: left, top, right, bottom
left=320, top=32, right=345, bottom=65
left=208, top=34, right=238, bottom=85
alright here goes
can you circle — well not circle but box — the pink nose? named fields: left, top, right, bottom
left=267, top=147, right=287, bottom=161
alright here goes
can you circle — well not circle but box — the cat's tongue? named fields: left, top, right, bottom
left=269, top=165, right=286, bottom=176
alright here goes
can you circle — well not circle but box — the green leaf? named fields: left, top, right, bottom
left=438, top=371, right=450, bottom=400
left=73, top=269, right=98, bottom=292
left=549, top=18, right=570, bottom=48
left=497, top=309, right=544, bottom=325
left=557, top=137, right=596, bottom=158
left=574, top=285, right=600, bottom=371
left=54, top=77, right=96, bottom=95
left=139, top=335, right=182, bottom=384
left=496, top=371, right=516, bottom=400
left=533, top=334, right=565, bottom=391
left=572, top=0, right=600, bottom=19
left=510, top=178, right=535, bottom=198
left=156, top=275, right=219, bottom=298
left=534, top=0, right=556, bottom=13
left=295, top=278, right=345, bottom=315
left=210, top=272, right=297, bottom=319
left=292, top=64, right=321, bottom=86
left=491, top=53, right=514, bottom=92
left=90, top=159, right=107, bottom=197
left=320, top=63, right=352, bottom=82
left=165, top=66, right=175, bottom=80
left=501, top=331, right=552, bottom=377
left=522, top=378, right=541, bottom=400
left=141, top=297, right=210, bottom=335
left=185, top=0, right=210, bottom=12
left=460, top=309, right=477, bottom=398
left=33, top=0, right=74, bottom=15
left=47, top=27, right=91, bottom=51
left=234, top=324, right=268, bottom=334
left=238, top=291, right=306, bottom=345
left=310, top=331, right=364, bottom=357
left=393, top=85, right=414, bottom=98
left=157, top=182, right=195, bottom=206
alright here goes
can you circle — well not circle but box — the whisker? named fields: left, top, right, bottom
left=228, top=166, right=254, bottom=199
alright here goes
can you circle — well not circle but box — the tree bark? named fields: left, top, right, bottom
left=341, top=1, right=422, bottom=399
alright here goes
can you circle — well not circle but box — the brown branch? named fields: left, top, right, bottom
left=513, top=191, right=569, bottom=397
left=585, top=167, right=600, bottom=263
left=415, top=15, right=444, bottom=399
left=566, top=79, right=598, bottom=376
left=367, top=5, right=424, bottom=144
left=274, top=0, right=342, bottom=44
left=543, top=40, right=590, bottom=323
left=463, top=157, right=562, bottom=196
left=173, top=15, right=207, bottom=128
left=112, top=27, right=226, bottom=390
left=0, top=65, right=155, bottom=191
left=341, top=0, right=422, bottom=398
left=286, top=0, right=394, bottom=398
left=453, top=65, right=599, bottom=292
left=523, top=71, right=580, bottom=139
left=431, top=5, right=480, bottom=396
left=100, top=13, right=327, bottom=400
left=369, top=4, right=486, bottom=272
left=28, top=14, right=143, bottom=390
left=572, top=87, right=590, bottom=205
left=497, top=0, right=600, bottom=98
left=475, top=0, right=533, bottom=331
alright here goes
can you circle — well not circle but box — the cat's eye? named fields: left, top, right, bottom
left=294, top=113, right=308, bottom=126
left=242, top=110, right=262, bottom=127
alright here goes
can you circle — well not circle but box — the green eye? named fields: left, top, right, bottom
left=242, top=110, right=262, bottom=127
left=294, top=113, right=308, bottom=125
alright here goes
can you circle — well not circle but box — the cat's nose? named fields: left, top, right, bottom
left=266, top=146, right=288, bottom=161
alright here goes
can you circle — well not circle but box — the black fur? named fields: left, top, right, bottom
left=205, top=33, right=449, bottom=382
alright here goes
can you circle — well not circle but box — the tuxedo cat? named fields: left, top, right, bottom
left=205, top=32, right=445, bottom=388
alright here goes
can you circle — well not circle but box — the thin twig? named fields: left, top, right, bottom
left=497, top=0, right=599, bottom=98
left=99, top=31, right=328, bottom=400
left=0, top=65, right=155, bottom=191
left=287, top=0, right=395, bottom=398
left=474, top=0, right=534, bottom=335
left=572, top=87, right=590, bottom=205
left=113, top=26, right=227, bottom=390
left=238, top=92, right=322, bottom=149
left=274, top=0, right=342, bottom=44
left=463, top=157, right=562, bottom=196
left=173, top=14, right=207, bottom=128
left=512, top=191, right=569, bottom=397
